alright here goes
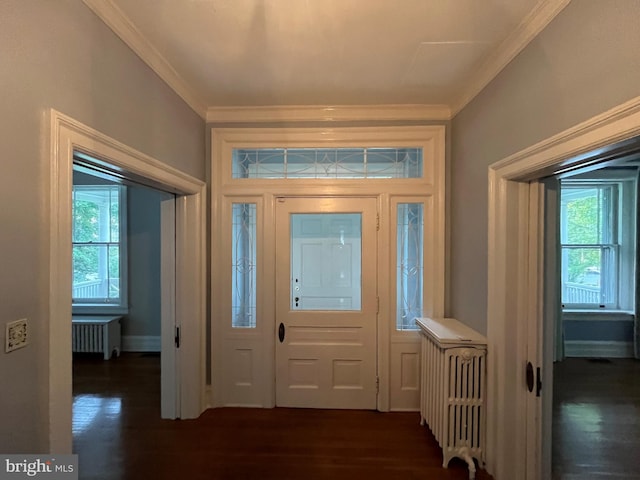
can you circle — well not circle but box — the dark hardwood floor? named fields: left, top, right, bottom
left=73, top=353, right=493, bottom=480
left=553, top=357, right=640, bottom=480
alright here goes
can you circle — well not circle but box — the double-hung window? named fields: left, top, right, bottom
left=560, top=174, right=636, bottom=310
left=72, top=185, right=127, bottom=310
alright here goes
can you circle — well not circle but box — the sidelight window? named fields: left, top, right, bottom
left=396, top=203, right=424, bottom=330
left=232, top=203, right=257, bottom=328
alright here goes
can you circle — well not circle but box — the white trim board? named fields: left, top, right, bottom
left=206, top=104, right=451, bottom=123
left=487, top=94, right=640, bottom=480
left=564, top=341, right=634, bottom=358
left=122, top=335, right=161, bottom=352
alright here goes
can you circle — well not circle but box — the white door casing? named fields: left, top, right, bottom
left=487, top=95, right=640, bottom=479
left=275, top=197, right=378, bottom=409
left=210, top=125, right=446, bottom=413
left=49, top=110, right=206, bottom=452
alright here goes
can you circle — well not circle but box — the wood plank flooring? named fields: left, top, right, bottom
left=552, top=357, right=640, bottom=480
left=73, top=353, right=493, bottom=480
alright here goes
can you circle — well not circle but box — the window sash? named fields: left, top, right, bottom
left=561, top=245, right=618, bottom=307
left=560, top=181, right=622, bottom=309
left=72, top=185, right=125, bottom=306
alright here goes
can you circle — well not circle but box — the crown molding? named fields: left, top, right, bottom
left=206, top=104, right=451, bottom=123
left=82, top=0, right=208, bottom=119
left=451, top=0, right=571, bottom=117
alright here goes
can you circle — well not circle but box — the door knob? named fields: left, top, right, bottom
left=278, top=323, right=285, bottom=343
left=526, top=362, right=534, bottom=392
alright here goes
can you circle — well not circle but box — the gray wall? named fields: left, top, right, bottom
left=564, top=318, right=634, bottom=343
left=0, top=1, right=204, bottom=453
left=450, top=0, right=640, bottom=334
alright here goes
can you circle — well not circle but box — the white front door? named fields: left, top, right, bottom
left=275, top=197, right=378, bottom=409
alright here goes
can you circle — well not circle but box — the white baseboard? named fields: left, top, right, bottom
left=122, top=335, right=161, bottom=352
left=564, top=340, right=634, bottom=358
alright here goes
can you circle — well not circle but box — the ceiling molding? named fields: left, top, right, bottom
left=451, top=0, right=571, bottom=117
left=206, top=104, right=452, bottom=123
left=82, top=0, right=208, bottom=119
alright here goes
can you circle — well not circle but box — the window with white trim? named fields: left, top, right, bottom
left=560, top=173, right=636, bottom=310
left=72, top=185, right=127, bottom=309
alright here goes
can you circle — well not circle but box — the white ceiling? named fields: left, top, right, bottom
left=83, top=0, right=569, bottom=120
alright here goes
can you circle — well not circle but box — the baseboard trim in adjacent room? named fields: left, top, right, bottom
left=564, top=340, right=634, bottom=358
left=122, top=335, right=161, bottom=352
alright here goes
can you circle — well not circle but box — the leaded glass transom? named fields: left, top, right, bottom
left=396, top=203, right=424, bottom=331
left=232, top=148, right=422, bottom=179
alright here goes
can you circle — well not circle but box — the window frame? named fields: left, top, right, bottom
left=72, top=184, right=128, bottom=314
left=560, top=171, right=636, bottom=312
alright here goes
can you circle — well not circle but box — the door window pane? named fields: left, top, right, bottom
left=291, top=213, right=362, bottom=311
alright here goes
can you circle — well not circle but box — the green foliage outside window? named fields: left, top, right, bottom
left=72, top=186, right=121, bottom=301
left=563, top=192, right=603, bottom=284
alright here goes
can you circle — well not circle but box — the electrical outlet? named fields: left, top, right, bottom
left=6, top=318, right=28, bottom=353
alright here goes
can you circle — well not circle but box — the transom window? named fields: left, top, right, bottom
left=72, top=185, right=126, bottom=308
left=232, top=147, right=422, bottom=179
left=560, top=175, right=635, bottom=310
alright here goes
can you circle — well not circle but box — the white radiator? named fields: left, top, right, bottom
left=416, top=317, right=487, bottom=480
left=72, top=315, right=122, bottom=360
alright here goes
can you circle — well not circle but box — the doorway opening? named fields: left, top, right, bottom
left=486, top=96, right=640, bottom=479
left=49, top=110, right=206, bottom=452
left=70, top=161, right=175, bottom=454
left=549, top=160, right=639, bottom=479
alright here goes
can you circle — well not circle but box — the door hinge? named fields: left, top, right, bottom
left=376, top=376, right=380, bottom=393
left=376, top=213, right=380, bottom=231
left=376, top=296, right=380, bottom=314
left=175, top=326, right=181, bottom=349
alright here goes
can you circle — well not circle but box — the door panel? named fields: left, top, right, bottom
left=275, top=197, right=377, bottom=409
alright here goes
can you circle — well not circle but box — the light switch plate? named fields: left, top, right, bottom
left=6, top=318, right=28, bottom=353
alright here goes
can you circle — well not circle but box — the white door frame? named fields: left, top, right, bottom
left=210, top=126, right=446, bottom=413
left=49, top=110, right=206, bottom=453
left=486, top=95, right=640, bottom=479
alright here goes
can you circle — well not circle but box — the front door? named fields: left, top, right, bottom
left=275, top=197, right=378, bottom=409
